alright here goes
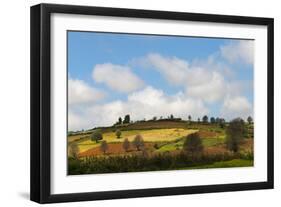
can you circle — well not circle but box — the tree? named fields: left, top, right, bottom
left=210, top=117, right=215, bottom=124
left=226, top=118, right=245, bottom=153
left=68, top=143, right=79, bottom=159
left=197, top=118, right=201, bottom=123
left=188, top=115, right=192, bottom=122
left=91, top=130, right=103, bottom=143
left=133, top=134, right=144, bottom=151
left=122, top=138, right=130, bottom=152
left=202, top=115, right=208, bottom=123
left=247, top=116, right=253, bottom=124
left=116, top=129, right=122, bottom=139
left=215, top=117, right=220, bottom=123
left=123, top=114, right=130, bottom=124
left=118, top=117, right=122, bottom=125
left=170, top=114, right=174, bottom=119
left=183, top=133, right=203, bottom=155
left=152, top=116, right=157, bottom=121
left=219, top=118, right=226, bottom=128
left=100, top=140, right=108, bottom=154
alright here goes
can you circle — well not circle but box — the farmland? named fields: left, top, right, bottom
left=68, top=119, right=254, bottom=175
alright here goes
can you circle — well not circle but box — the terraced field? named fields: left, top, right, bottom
left=69, top=128, right=198, bottom=153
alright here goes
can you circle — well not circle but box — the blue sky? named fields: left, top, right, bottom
left=68, top=31, right=254, bottom=131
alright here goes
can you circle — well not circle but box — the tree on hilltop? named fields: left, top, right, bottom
left=123, top=114, right=130, bottom=124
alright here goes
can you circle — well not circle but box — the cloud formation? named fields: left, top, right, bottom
left=92, top=63, right=144, bottom=93
left=220, top=96, right=253, bottom=120
left=140, top=53, right=229, bottom=103
left=68, top=79, right=105, bottom=105
left=220, top=40, right=254, bottom=65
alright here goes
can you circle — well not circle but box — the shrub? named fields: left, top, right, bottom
left=68, top=151, right=249, bottom=175
left=116, top=130, right=122, bottom=139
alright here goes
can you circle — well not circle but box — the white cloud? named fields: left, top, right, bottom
left=145, top=53, right=189, bottom=85
left=68, top=79, right=105, bottom=105
left=141, top=53, right=229, bottom=103
left=220, top=40, right=254, bottom=65
left=68, top=110, right=93, bottom=132
left=68, top=86, right=209, bottom=131
left=186, top=71, right=226, bottom=103
left=92, top=63, right=144, bottom=93
left=220, top=96, right=253, bottom=120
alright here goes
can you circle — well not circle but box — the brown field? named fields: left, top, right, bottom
left=79, top=142, right=155, bottom=157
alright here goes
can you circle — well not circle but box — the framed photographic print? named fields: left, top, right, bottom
left=30, top=3, right=274, bottom=203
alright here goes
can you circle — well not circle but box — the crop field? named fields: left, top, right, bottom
left=68, top=120, right=254, bottom=175
left=69, top=128, right=198, bottom=153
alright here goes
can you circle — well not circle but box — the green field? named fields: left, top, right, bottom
left=180, top=159, right=254, bottom=170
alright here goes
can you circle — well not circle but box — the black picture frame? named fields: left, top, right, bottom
left=30, top=3, right=274, bottom=204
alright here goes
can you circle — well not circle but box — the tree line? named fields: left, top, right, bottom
left=113, top=114, right=253, bottom=126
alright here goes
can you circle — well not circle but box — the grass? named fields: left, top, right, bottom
left=202, top=136, right=225, bottom=147
left=156, top=134, right=226, bottom=153
left=180, top=159, right=253, bottom=170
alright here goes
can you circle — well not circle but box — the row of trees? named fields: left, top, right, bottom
left=114, top=113, right=253, bottom=127
left=99, top=134, right=145, bottom=154
left=188, top=115, right=253, bottom=124
left=116, top=114, right=130, bottom=125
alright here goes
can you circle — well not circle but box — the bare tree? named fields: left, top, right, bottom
left=100, top=140, right=108, bottom=154
left=68, top=143, right=79, bottom=159
left=122, top=138, right=130, bottom=152
left=133, top=134, right=144, bottom=151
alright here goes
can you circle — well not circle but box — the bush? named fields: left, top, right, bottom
left=116, top=130, right=122, bottom=139
left=68, top=151, right=249, bottom=175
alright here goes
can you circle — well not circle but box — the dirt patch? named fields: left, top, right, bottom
left=197, top=130, right=218, bottom=138
left=240, top=139, right=254, bottom=151
left=79, top=142, right=155, bottom=157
